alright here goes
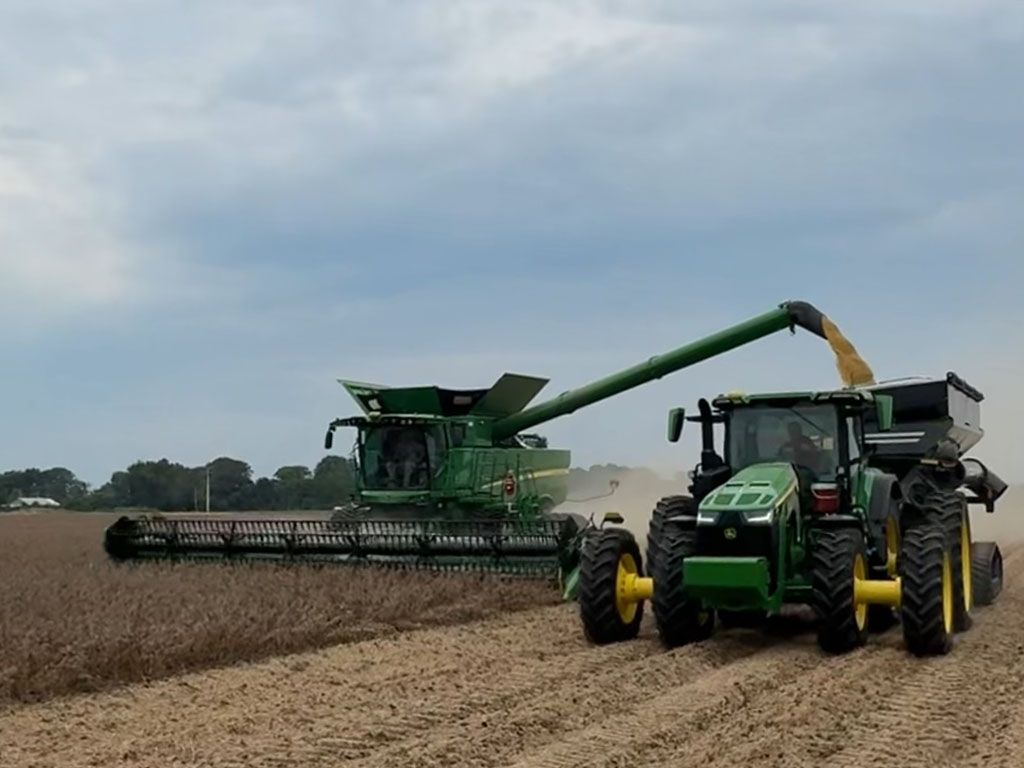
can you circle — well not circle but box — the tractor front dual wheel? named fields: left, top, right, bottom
left=900, top=525, right=955, bottom=656
left=811, top=529, right=870, bottom=653
left=579, top=528, right=646, bottom=644
left=646, top=495, right=694, bottom=579
left=650, top=528, right=715, bottom=647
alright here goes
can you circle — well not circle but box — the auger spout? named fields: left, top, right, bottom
left=491, top=301, right=873, bottom=440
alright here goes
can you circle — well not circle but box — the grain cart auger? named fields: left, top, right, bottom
left=581, top=375, right=1007, bottom=656
left=104, top=301, right=871, bottom=597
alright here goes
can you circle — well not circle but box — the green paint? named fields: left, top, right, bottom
left=683, top=557, right=772, bottom=607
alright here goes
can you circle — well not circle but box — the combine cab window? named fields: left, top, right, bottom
left=728, top=405, right=839, bottom=478
left=361, top=425, right=445, bottom=490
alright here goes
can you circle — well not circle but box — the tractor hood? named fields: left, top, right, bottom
left=698, top=463, right=798, bottom=521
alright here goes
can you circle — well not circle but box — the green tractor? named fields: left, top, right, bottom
left=580, top=375, right=1007, bottom=655
left=104, top=300, right=874, bottom=598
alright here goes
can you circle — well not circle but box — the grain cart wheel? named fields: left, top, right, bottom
left=651, top=528, right=714, bottom=647
left=812, top=529, right=870, bottom=653
left=971, top=542, right=1003, bottom=606
left=646, top=495, right=693, bottom=577
left=900, top=526, right=955, bottom=656
left=579, top=529, right=647, bottom=644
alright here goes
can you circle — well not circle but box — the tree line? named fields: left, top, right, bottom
left=0, top=456, right=356, bottom=512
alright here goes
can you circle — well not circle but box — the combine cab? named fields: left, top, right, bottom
left=105, top=301, right=875, bottom=598
left=581, top=373, right=1007, bottom=655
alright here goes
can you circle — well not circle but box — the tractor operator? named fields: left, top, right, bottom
left=780, top=421, right=822, bottom=473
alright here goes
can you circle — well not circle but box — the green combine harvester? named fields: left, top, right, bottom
left=579, top=375, right=1007, bottom=655
left=104, top=300, right=880, bottom=596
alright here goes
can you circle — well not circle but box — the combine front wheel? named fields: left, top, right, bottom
left=971, top=541, right=1003, bottom=606
left=900, top=526, right=955, bottom=656
left=811, top=529, right=870, bottom=653
left=579, top=529, right=649, bottom=644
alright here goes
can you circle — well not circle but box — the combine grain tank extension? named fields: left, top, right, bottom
left=104, top=300, right=873, bottom=597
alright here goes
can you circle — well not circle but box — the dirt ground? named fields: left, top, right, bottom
left=2, top=536, right=1022, bottom=768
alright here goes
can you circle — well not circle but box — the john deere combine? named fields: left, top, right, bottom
left=580, top=374, right=1007, bottom=655
left=104, top=300, right=875, bottom=596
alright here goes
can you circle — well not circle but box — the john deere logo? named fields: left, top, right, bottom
left=723, top=527, right=738, bottom=540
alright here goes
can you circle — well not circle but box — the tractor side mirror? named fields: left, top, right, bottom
left=667, top=407, right=686, bottom=443
left=874, top=395, right=894, bottom=432
left=324, top=428, right=335, bottom=450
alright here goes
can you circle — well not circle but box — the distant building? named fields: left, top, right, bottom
left=4, top=497, right=61, bottom=510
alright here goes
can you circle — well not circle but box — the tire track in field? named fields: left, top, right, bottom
left=348, top=631, right=778, bottom=768
left=636, top=542, right=1024, bottom=768
left=2, top=545, right=1022, bottom=768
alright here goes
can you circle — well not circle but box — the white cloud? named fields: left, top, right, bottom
left=0, top=139, right=139, bottom=320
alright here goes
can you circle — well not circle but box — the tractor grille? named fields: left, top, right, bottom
left=695, top=511, right=776, bottom=560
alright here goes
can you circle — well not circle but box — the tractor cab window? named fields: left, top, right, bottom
left=361, top=424, right=445, bottom=490
left=847, top=417, right=862, bottom=462
left=728, top=405, right=840, bottom=478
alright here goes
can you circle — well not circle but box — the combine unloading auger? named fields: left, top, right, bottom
left=104, top=301, right=874, bottom=592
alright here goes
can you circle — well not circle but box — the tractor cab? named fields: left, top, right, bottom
left=682, top=391, right=890, bottom=516
left=653, top=390, right=894, bottom=620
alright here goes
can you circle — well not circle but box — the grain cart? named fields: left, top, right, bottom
left=580, top=375, right=1006, bottom=656
left=105, top=301, right=872, bottom=598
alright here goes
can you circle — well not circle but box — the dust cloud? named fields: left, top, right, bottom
left=558, top=466, right=680, bottom=549
left=972, top=485, right=1024, bottom=544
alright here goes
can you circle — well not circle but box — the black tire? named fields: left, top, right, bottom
left=931, top=492, right=973, bottom=631
left=811, top=529, right=870, bottom=654
left=646, top=495, right=693, bottom=577
left=971, top=541, right=1003, bottom=606
left=867, top=604, right=899, bottom=633
left=718, top=609, right=767, bottom=629
left=650, top=528, right=715, bottom=647
left=579, top=528, right=644, bottom=644
left=900, top=526, right=954, bottom=656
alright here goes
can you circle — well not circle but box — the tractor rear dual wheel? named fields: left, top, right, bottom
left=971, top=541, right=1003, bottom=606
left=811, top=529, right=870, bottom=654
left=579, top=528, right=645, bottom=644
left=933, top=493, right=973, bottom=632
left=900, top=525, right=955, bottom=656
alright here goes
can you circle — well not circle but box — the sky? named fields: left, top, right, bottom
left=1, top=1, right=1022, bottom=486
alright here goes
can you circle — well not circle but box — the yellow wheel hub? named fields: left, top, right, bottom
left=615, top=553, right=653, bottom=623
left=941, top=551, right=953, bottom=634
left=853, top=554, right=868, bottom=630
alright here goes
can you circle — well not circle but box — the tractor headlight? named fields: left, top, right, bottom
left=742, top=509, right=774, bottom=524
left=696, top=511, right=718, bottom=525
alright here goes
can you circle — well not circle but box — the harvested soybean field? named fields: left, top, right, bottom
left=3, top=512, right=1024, bottom=768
